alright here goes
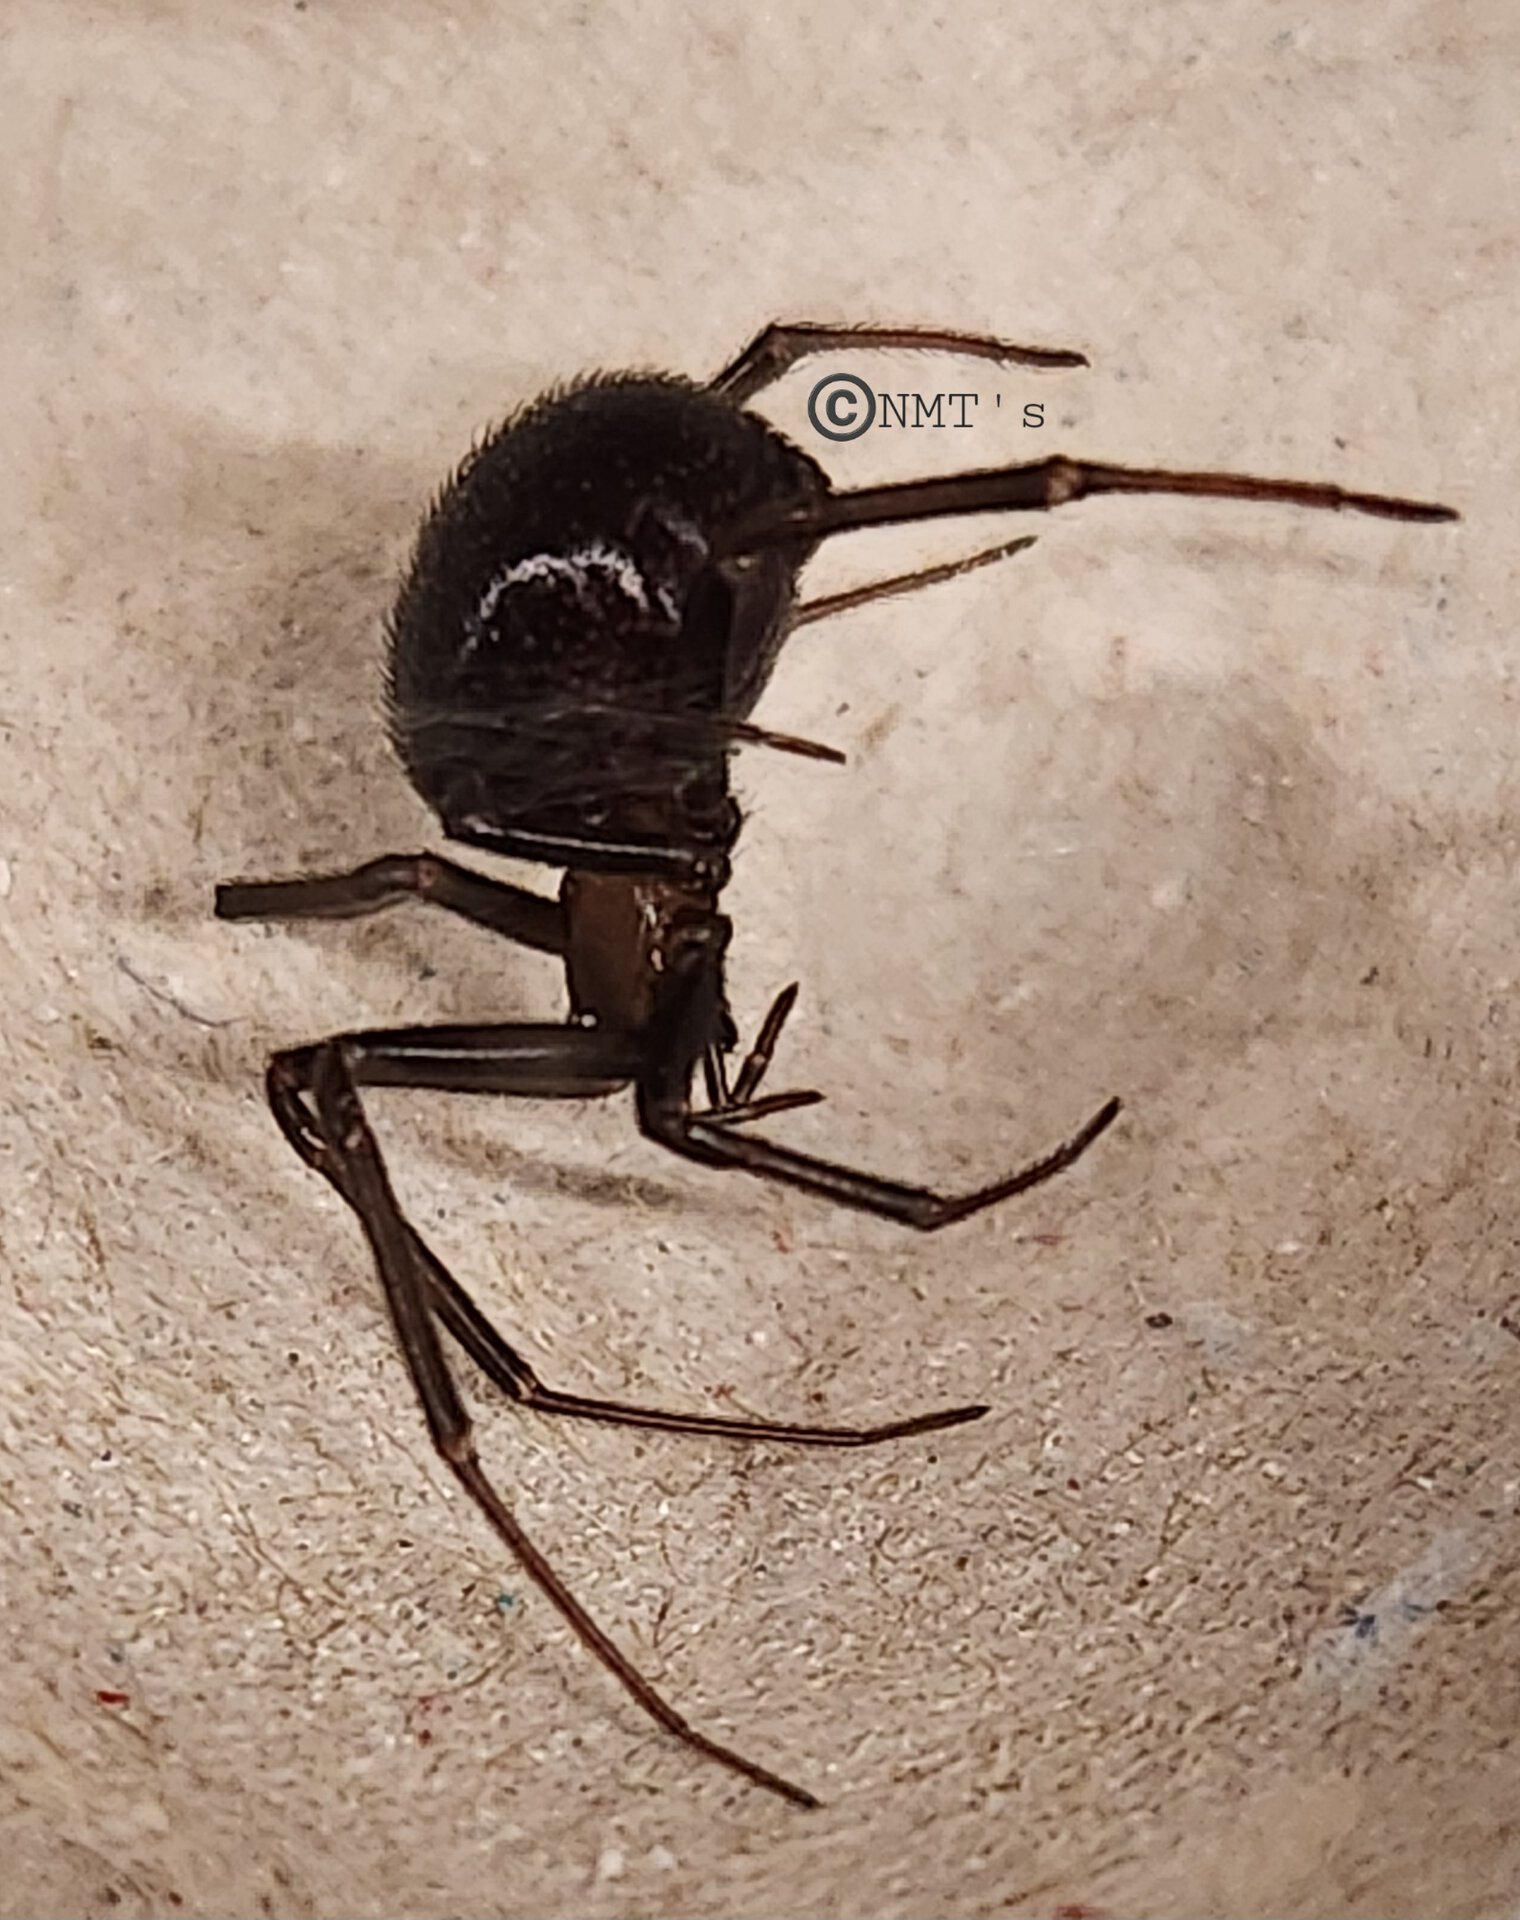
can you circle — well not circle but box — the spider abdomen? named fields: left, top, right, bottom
left=385, top=373, right=828, bottom=853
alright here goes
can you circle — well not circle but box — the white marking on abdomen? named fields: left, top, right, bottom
left=470, top=540, right=653, bottom=641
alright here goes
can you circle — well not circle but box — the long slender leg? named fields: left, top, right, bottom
left=645, top=1086, right=1122, bottom=1231
left=711, top=321, right=1088, bottom=405
left=267, top=1023, right=985, bottom=1443
left=296, top=1039, right=820, bottom=1808
left=216, top=853, right=566, bottom=956
left=426, top=1246, right=983, bottom=1447
left=793, top=535, right=1038, bottom=628
left=721, top=455, right=1458, bottom=558
left=638, top=946, right=1120, bottom=1229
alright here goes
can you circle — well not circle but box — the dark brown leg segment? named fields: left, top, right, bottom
left=638, top=945, right=1120, bottom=1229
left=793, top=536, right=1039, bottom=628
left=258, top=1014, right=1005, bottom=1806
left=287, top=1038, right=822, bottom=1808
left=723, top=454, right=1458, bottom=557
left=267, top=1023, right=979, bottom=1446
left=711, top=320, right=1088, bottom=406
left=216, top=853, right=566, bottom=955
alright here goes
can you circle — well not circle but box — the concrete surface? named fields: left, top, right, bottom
left=1, top=3, right=1512, bottom=1916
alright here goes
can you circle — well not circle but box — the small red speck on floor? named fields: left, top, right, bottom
left=95, top=1689, right=130, bottom=1709
left=1032, top=1232, right=1064, bottom=1248
left=406, top=1692, right=451, bottom=1745
left=772, top=1227, right=792, bottom=1253
left=1053, top=1904, right=1108, bottom=1918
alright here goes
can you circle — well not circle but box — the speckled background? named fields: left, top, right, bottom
left=2, top=4, right=1513, bottom=1916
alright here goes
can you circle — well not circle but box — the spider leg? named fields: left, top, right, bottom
left=721, top=454, right=1457, bottom=558
left=639, top=945, right=1120, bottom=1229
left=279, top=1031, right=821, bottom=1809
left=268, top=1021, right=980, bottom=1446
left=216, top=852, right=565, bottom=953
left=711, top=320, right=1086, bottom=404
left=793, top=535, right=1038, bottom=627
